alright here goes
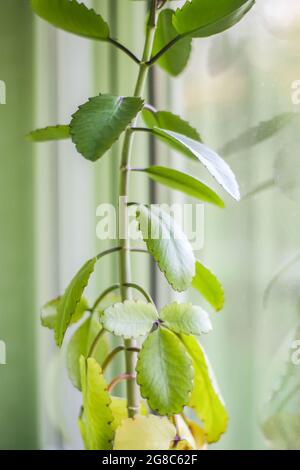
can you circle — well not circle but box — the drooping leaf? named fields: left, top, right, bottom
left=136, top=204, right=195, bottom=292
left=153, top=9, right=192, bottom=76
left=160, top=302, right=212, bottom=336
left=142, top=108, right=201, bottom=141
left=139, top=166, right=224, bottom=207
left=192, top=261, right=225, bottom=311
left=79, top=357, right=114, bottom=450
left=55, top=257, right=96, bottom=347
left=31, top=0, right=109, bottom=40
left=180, top=335, right=228, bottom=443
left=70, top=94, right=143, bottom=161
left=67, top=314, right=108, bottom=390
left=113, top=415, right=176, bottom=450
left=27, top=125, right=70, bottom=142
left=137, top=328, right=193, bottom=415
left=150, top=128, right=240, bottom=200
left=173, top=0, right=255, bottom=38
left=219, top=112, right=296, bottom=157
left=101, top=300, right=158, bottom=339
left=41, top=296, right=88, bottom=330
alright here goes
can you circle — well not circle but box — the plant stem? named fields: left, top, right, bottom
left=92, top=283, right=120, bottom=311
left=123, top=283, right=155, bottom=304
left=102, top=346, right=125, bottom=373
left=118, top=0, right=158, bottom=418
left=108, top=373, right=136, bottom=394
left=88, top=328, right=106, bottom=358
left=146, top=35, right=183, bottom=66
left=108, top=38, right=141, bottom=65
left=92, top=282, right=154, bottom=311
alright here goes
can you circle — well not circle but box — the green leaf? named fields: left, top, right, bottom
left=180, top=335, right=228, bottom=443
left=101, top=300, right=158, bottom=339
left=142, top=108, right=201, bottom=141
left=136, top=204, right=195, bottom=292
left=137, top=328, right=193, bottom=415
left=41, top=296, right=88, bottom=329
left=150, top=128, right=240, bottom=200
left=55, top=257, right=96, bottom=347
left=79, top=357, right=114, bottom=450
left=173, top=0, right=255, bottom=38
left=192, top=261, right=225, bottom=311
left=160, top=302, right=212, bottom=336
left=113, top=415, right=176, bottom=450
left=67, top=314, right=108, bottom=390
left=219, top=112, right=296, bottom=157
left=31, top=0, right=109, bottom=40
left=27, top=125, right=70, bottom=142
left=153, top=9, right=192, bottom=76
left=139, top=166, right=224, bottom=207
left=41, top=297, right=61, bottom=329
left=70, top=94, right=144, bottom=161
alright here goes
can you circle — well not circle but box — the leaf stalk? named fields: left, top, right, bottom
left=108, top=37, right=141, bottom=65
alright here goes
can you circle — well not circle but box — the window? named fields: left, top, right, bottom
left=1, top=0, right=299, bottom=451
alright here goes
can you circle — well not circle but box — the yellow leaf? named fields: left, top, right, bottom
left=113, top=415, right=176, bottom=450
left=79, top=356, right=114, bottom=450
left=187, top=419, right=207, bottom=450
left=180, top=335, right=228, bottom=442
left=110, top=397, right=128, bottom=431
left=78, top=415, right=89, bottom=450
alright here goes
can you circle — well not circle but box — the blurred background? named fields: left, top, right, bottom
left=0, top=0, right=300, bottom=450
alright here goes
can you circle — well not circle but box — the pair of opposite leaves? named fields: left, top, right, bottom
left=79, top=331, right=227, bottom=451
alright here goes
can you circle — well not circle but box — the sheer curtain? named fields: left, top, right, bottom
left=33, top=0, right=300, bottom=450
left=174, top=0, right=300, bottom=450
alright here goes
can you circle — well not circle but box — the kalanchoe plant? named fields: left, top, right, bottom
left=29, top=0, right=255, bottom=450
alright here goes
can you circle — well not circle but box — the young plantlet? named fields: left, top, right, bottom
left=29, top=0, right=255, bottom=450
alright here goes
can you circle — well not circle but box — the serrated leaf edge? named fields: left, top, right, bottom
left=80, top=356, right=115, bottom=449
left=26, top=124, right=70, bottom=142
left=143, top=108, right=202, bottom=142
left=136, top=329, right=194, bottom=416
left=192, top=261, right=225, bottom=312
left=55, top=257, right=97, bottom=347
left=101, top=299, right=158, bottom=339
left=70, top=94, right=144, bottom=161
left=136, top=205, right=195, bottom=293
left=160, top=301, right=213, bottom=336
